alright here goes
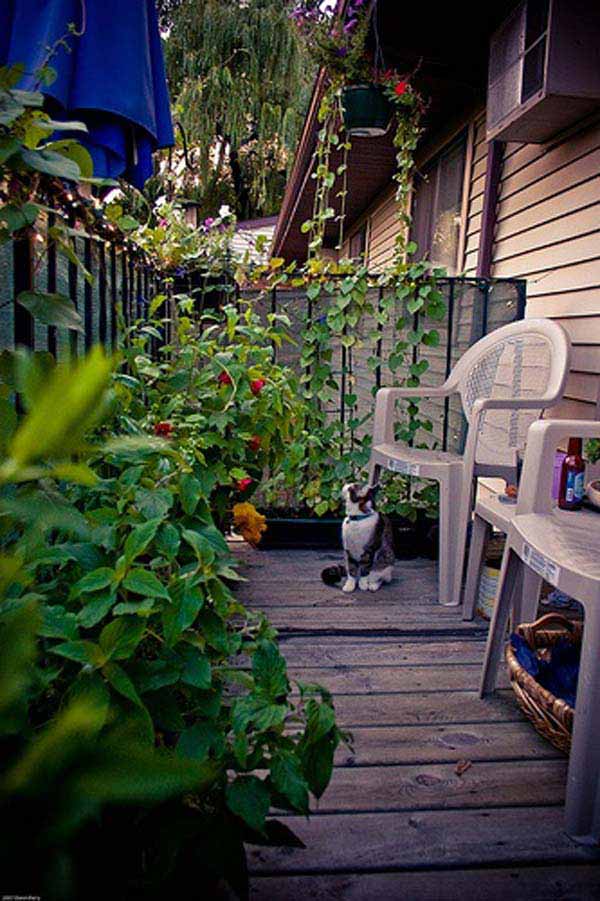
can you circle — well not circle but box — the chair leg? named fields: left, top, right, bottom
left=479, top=547, right=523, bottom=697
left=514, top=568, right=542, bottom=627
left=565, top=602, right=600, bottom=844
left=450, top=474, right=476, bottom=608
left=462, top=515, right=492, bottom=621
left=437, top=469, right=462, bottom=606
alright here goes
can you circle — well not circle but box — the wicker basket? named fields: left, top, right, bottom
left=506, top=612, right=582, bottom=755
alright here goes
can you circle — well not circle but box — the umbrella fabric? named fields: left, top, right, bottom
left=0, top=0, right=174, bottom=187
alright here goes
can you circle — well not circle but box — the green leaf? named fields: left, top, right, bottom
left=21, top=147, right=81, bottom=180
left=123, top=518, right=161, bottom=563
left=182, top=529, right=215, bottom=566
left=271, top=751, right=309, bottom=813
left=99, top=617, right=145, bottom=660
left=122, top=568, right=170, bottom=600
left=178, top=722, right=225, bottom=762
left=77, top=593, right=116, bottom=628
left=155, top=522, right=181, bottom=559
left=73, top=567, right=115, bottom=594
left=51, top=640, right=105, bottom=667
left=253, top=640, right=288, bottom=699
left=134, top=487, right=173, bottom=520
left=17, top=291, right=84, bottom=332
left=179, top=473, right=204, bottom=515
left=102, top=661, right=143, bottom=706
left=0, top=202, right=39, bottom=233
left=45, top=139, right=93, bottom=178
left=301, top=734, right=336, bottom=799
left=305, top=699, right=336, bottom=744
left=3, top=347, right=113, bottom=471
left=226, top=776, right=270, bottom=833
left=180, top=649, right=211, bottom=689
left=39, top=604, right=79, bottom=640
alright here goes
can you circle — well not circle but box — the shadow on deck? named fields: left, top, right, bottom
left=232, top=544, right=600, bottom=901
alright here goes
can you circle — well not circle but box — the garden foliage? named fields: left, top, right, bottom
left=0, top=331, right=345, bottom=898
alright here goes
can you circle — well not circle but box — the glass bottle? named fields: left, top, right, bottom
left=558, top=437, right=585, bottom=511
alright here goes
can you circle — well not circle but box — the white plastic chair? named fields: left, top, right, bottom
left=479, top=419, right=600, bottom=844
left=368, top=318, right=571, bottom=605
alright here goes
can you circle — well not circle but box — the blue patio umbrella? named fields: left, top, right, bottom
left=0, top=0, right=174, bottom=187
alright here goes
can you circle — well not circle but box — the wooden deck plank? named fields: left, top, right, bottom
left=266, top=607, right=487, bottom=636
left=279, top=638, right=487, bottom=667
left=250, top=865, right=600, bottom=900
left=304, top=759, right=567, bottom=814
left=248, top=808, right=600, bottom=875
left=334, top=722, right=562, bottom=766
left=233, top=544, right=587, bottom=893
left=332, top=689, right=523, bottom=727
left=287, top=663, right=508, bottom=694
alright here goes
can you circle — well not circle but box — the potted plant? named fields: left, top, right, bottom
left=290, top=0, right=393, bottom=136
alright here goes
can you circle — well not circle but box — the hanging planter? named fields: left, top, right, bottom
left=342, top=84, right=392, bottom=137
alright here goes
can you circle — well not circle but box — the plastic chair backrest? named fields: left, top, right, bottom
left=447, top=318, right=571, bottom=467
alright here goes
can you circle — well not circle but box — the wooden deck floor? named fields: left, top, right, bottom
left=234, top=545, right=600, bottom=900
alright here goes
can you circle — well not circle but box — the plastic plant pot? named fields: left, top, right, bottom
left=342, top=84, right=392, bottom=137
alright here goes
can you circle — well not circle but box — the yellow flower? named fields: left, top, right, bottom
left=232, top=502, right=267, bottom=547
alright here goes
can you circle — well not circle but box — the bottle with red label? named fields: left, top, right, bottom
left=558, top=437, right=585, bottom=511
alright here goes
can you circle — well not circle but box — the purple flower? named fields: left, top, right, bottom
left=344, top=17, right=358, bottom=32
left=204, top=217, right=215, bottom=227
left=336, top=46, right=348, bottom=57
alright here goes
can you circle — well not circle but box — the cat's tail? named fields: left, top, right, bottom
left=321, top=564, right=345, bottom=586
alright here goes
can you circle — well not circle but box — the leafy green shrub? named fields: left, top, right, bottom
left=0, top=347, right=346, bottom=899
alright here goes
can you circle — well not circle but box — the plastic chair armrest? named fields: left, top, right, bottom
left=517, top=419, right=600, bottom=514
left=372, top=383, right=454, bottom=445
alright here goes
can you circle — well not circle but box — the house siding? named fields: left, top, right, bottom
left=491, top=118, right=600, bottom=421
left=365, top=110, right=600, bottom=422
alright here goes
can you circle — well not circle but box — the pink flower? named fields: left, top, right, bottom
left=218, top=371, right=233, bottom=386
left=237, top=478, right=253, bottom=492
left=395, top=81, right=409, bottom=96
left=204, top=217, right=215, bottom=227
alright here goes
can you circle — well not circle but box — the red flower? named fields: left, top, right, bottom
left=218, top=371, right=233, bottom=386
left=237, top=477, right=253, bottom=492
left=154, top=421, right=173, bottom=438
left=250, top=378, right=266, bottom=396
left=394, top=81, right=408, bottom=96
left=248, top=435, right=261, bottom=452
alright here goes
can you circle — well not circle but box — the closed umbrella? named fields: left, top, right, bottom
left=0, top=0, right=174, bottom=187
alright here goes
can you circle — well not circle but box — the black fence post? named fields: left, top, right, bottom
left=47, top=212, right=57, bottom=357
left=13, top=234, right=34, bottom=349
left=110, top=245, right=117, bottom=349
left=67, top=227, right=78, bottom=359
left=442, top=279, right=455, bottom=452
left=84, top=237, right=93, bottom=351
left=375, top=286, right=383, bottom=390
left=98, top=243, right=107, bottom=348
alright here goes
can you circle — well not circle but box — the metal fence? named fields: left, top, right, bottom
left=0, top=222, right=164, bottom=357
left=246, top=276, right=527, bottom=455
left=0, top=233, right=526, bottom=458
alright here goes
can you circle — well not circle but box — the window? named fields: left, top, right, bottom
left=348, top=224, right=367, bottom=262
left=409, top=134, right=467, bottom=273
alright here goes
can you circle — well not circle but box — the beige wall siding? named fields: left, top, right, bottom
left=463, top=115, right=487, bottom=276
left=365, top=190, right=397, bottom=272
left=490, top=118, right=600, bottom=421
left=354, top=109, right=600, bottom=422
